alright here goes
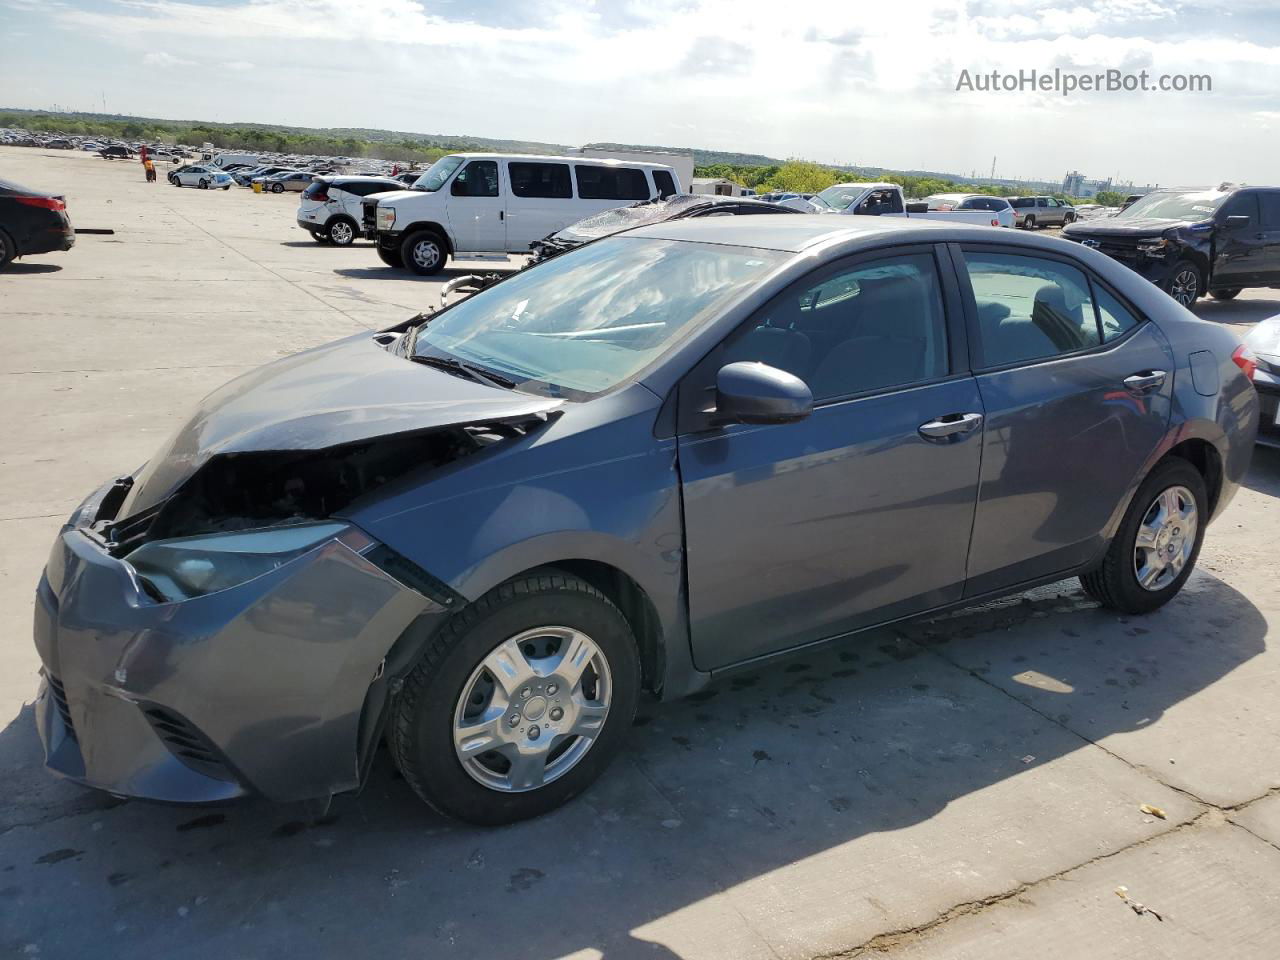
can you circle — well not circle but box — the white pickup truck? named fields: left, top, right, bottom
left=788, top=182, right=1006, bottom=226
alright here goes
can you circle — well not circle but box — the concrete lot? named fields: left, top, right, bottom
left=2, top=146, right=1279, bottom=959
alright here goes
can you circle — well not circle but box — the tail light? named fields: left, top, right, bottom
left=991, top=218, right=1000, bottom=227
left=312, top=190, right=329, bottom=202
left=1232, top=344, right=1257, bottom=382
left=16, top=195, right=66, bottom=212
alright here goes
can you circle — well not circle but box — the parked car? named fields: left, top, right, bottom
left=233, top=165, right=293, bottom=187
left=168, top=165, right=234, bottom=189
left=297, top=175, right=404, bottom=245
left=33, top=217, right=1257, bottom=825
left=260, top=171, right=316, bottom=194
left=805, top=183, right=1008, bottom=227
left=530, top=193, right=799, bottom=262
left=362, top=153, right=682, bottom=274
left=923, top=193, right=1016, bottom=228
left=98, top=145, right=136, bottom=160
left=394, top=172, right=419, bottom=187
left=1008, top=196, right=1077, bottom=229
left=0, top=177, right=74, bottom=270
left=1063, top=184, right=1280, bottom=306
left=1243, top=316, right=1278, bottom=448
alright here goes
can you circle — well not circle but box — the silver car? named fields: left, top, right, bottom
left=1010, top=196, right=1078, bottom=229
left=34, top=217, right=1258, bottom=825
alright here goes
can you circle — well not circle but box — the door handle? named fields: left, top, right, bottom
left=1123, top=370, right=1166, bottom=393
left=499, top=210, right=504, bottom=221
left=918, top=412, right=983, bottom=440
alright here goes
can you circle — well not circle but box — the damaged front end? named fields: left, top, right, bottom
left=34, top=332, right=563, bottom=804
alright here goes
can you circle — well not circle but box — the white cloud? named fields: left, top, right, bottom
left=223, top=60, right=254, bottom=71
left=142, top=50, right=194, bottom=66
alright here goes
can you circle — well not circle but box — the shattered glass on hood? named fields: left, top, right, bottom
left=552, top=195, right=712, bottom=242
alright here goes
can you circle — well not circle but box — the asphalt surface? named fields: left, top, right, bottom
left=2, top=147, right=1279, bottom=960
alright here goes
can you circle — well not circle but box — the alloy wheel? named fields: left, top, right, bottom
left=1170, top=268, right=1199, bottom=306
left=329, top=221, right=354, bottom=245
left=452, top=626, right=612, bottom=793
left=1133, top=485, right=1198, bottom=591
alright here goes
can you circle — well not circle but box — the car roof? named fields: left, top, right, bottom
left=322, top=175, right=401, bottom=184
left=444, top=152, right=673, bottom=170
left=625, top=214, right=984, bottom=251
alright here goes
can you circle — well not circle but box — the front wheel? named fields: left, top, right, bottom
left=1210, top=288, right=1242, bottom=301
left=1080, top=458, right=1207, bottom=614
left=389, top=571, right=640, bottom=825
left=376, top=243, right=404, bottom=268
left=198, top=179, right=209, bottom=190
left=401, top=230, right=447, bottom=275
left=0, top=228, right=15, bottom=270
left=1063, top=213, right=1076, bottom=225
left=1164, top=260, right=1202, bottom=306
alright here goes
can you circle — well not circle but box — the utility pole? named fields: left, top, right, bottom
left=990, top=155, right=996, bottom=179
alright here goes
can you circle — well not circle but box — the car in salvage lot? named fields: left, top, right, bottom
left=1063, top=184, right=1280, bottom=306
left=259, top=170, right=316, bottom=193
left=1244, top=316, right=1280, bottom=448
left=297, top=175, right=405, bottom=245
left=33, top=216, right=1258, bottom=825
left=168, top=164, right=234, bottom=189
left=0, top=176, right=74, bottom=270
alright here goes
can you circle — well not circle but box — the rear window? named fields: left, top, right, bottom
left=653, top=169, right=677, bottom=198
left=575, top=165, right=651, bottom=201
left=302, top=181, right=327, bottom=199
left=509, top=162, right=572, bottom=199
left=338, top=180, right=401, bottom=197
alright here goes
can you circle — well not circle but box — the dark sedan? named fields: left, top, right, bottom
left=34, top=217, right=1257, bottom=824
left=0, top=177, right=74, bottom=270
left=529, top=193, right=798, bottom=262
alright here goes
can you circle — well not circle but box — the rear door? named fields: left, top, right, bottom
left=954, top=244, right=1173, bottom=595
left=445, top=159, right=505, bottom=252
left=678, top=246, right=984, bottom=670
left=504, top=161, right=574, bottom=249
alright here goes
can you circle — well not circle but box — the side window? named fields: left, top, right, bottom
left=961, top=251, right=1101, bottom=367
left=1259, top=192, right=1280, bottom=229
left=508, top=162, right=572, bottom=199
left=722, top=252, right=948, bottom=401
left=450, top=160, right=499, bottom=198
left=1037, top=198, right=1049, bottom=208
left=652, top=169, right=677, bottom=199
left=1093, top=284, right=1141, bottom=342
left=1220, top=191, right=1260, bottom=223
left=575, top=165, right=651, bottom=201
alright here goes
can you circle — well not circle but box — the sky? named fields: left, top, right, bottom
left=2, top=0, right=1279, bottom=186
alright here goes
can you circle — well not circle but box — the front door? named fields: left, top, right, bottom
left=1257, top=190, right=1280, bottom=285
left=1214, top=191, right=1265, bottom=288
left=446, top=159, right=505, bottom=253
left=678, top=248, right=984, bottom=671
left=955, top=244, right=1173, bottom=595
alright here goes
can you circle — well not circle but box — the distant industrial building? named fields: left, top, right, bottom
left=1062, top=171, right=1114, bottom=198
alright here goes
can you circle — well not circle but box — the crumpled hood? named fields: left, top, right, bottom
left=119, top=334, right=562, bottom=516
left=1065, top=216, right=1198, bottom=238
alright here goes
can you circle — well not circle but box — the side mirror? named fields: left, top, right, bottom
left=714, top=362, right=813, bottom=425
left=1225, top=215, right=1251, bottom=229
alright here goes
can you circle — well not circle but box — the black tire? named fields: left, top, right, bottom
left=1022, top=214, right=1036, bottom=229
left=376, top=243, right=404, bottom=268
left=389, top=571, right=641, bottom=825
left=198, top=179, right=209, bottom=190
left=0, top=228, right=15, bottom=270
left=400, top=230, right=447, bottom=275
left=1209, top=288, right=1242, bottom=301
left=310, top=230, right=332, bottom=244
left=1063, top=212, right=1076, bottom=225
left=1080, top=458, right=1207, bottom=614
left=325, top=217, right=358, bottom=246
left=271, top=182, right=284, bottom=194
left=1163, top=260, right=1202, bottom=306
left=222, top=185, right=230, bottom=191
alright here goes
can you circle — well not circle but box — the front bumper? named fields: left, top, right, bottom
left=34, top=503, right=441, bottom=804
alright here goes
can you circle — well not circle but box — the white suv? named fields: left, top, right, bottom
left=297, top=176, right=404, bottom=246
left=362, top=153, right=681, bottom=274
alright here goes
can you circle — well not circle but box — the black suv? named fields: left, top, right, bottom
left=1063, top=184, right=1280, bottom=306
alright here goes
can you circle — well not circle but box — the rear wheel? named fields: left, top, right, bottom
left=1080, top=458, right=1206, bottom=614
left=271, top=182, right=284, bottom=194
left=390, top=571, right=640, bottom=825
left=326, top=218, right=357, bottom=246
left=401, top=230, right=447, bottom=275
left=1164, top=261, right=1202, bottom=306
left=310, top=230, right=332, bottom=245
left=0, top=229, right=15, bottom=270
left=1209, top=288, right=1242, bottom=301
left=377, top=244, right=404, bottom=268
left=1022, top=214, right=1036, bottom=229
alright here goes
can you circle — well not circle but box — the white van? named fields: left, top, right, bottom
left=209, top=152, right=263, bottom=170
left=361, top=153, right=682, bottom=274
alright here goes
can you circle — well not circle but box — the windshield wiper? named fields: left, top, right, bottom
left=411, top=354, right=516, bottom=389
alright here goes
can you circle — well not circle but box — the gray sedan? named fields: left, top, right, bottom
left=34, top=217, right=1258, bottom=824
